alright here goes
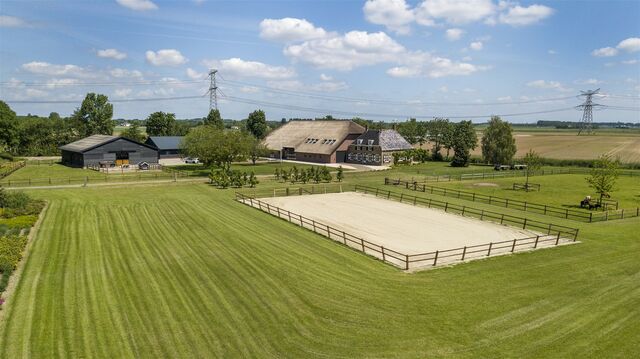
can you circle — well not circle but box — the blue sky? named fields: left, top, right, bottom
left=0, top=0, right=639, bottom=123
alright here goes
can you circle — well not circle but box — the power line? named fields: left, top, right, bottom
left=6, top=94, right=206, bottom=104
left=0, top=79, right=207, bottom=87
left=221, top=94, right=577, bottom=120
left=217, top=78, right=577, bottom=107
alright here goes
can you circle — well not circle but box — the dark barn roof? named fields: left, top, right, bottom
left=60, top=135, right=157, bottom=153
left=146, top=136, right=184, bottom=150
left=354, top=130, right=413, bottom=151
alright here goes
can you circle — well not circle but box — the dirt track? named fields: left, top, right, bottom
left=261, top=192, right=538, bottom=255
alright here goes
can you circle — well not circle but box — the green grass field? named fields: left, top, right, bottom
left=0, top=167, right=639, bottom=357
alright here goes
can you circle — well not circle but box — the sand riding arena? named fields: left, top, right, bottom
left=235, top=185, right=579, bottom=270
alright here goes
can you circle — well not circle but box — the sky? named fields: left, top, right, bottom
left=0, top=0, right=639, bottom=123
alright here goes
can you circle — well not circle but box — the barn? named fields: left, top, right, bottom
left=262, top=120, right=366, bottom=163
left=145, top=136, right=184, bottom=159
left=60, top=135, right=159, bottom=168
left=346, top=129, right=413, bottom=165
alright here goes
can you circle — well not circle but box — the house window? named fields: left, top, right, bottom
left=368, top=139, right=374, bottom=145
left=357, top=139, right=363, bottom=144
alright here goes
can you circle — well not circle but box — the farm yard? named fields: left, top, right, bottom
left=0, top=166, right=639, bottom=357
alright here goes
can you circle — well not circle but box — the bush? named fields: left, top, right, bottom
left=0, top=152, right=14, bottom=161
left=0, top=215, right=38, bottom=229
left=0, top=235, right=28, bottom=273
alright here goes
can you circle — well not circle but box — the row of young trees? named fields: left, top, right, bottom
left=274, top=166, right=343, bottom=184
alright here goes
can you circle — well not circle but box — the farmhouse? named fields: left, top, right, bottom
left=346, top=129, right=413, bottom=165
left=263, top=120, right=366, bottom=163
left=60, top=135, right=159, bottom=168
left=145, top=136, right=184, bottom=159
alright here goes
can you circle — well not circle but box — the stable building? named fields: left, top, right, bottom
left=263, top=120, right=366, bottom=163
left=60, top=135, right=159, bottom=168
left=145, top=136, right=184, bottom=159
left=346, top=129, right=413, bottom=166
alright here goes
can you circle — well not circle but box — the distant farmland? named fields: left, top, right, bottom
left=470, top=131, right=640, bottom=163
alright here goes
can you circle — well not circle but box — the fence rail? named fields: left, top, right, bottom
left=411, top=167, right=639, bottom=183
left=235, top=187, right=577, bottom=270
left=0, top=172, right=188, bottom=187
left=356, top=184, right=580, bottom=240
left=385, top=178, right=640, bottom=223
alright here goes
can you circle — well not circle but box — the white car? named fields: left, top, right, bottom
left=184, top=157, right=200, bottom=164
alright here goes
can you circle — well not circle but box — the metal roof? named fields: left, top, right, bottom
left=263, top=120, right=365, bottom=155
left=59, top=135, right=118, bottom=153
left=146, top=136, right=184, bottom=150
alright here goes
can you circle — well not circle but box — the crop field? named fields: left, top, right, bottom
left=470, top=132, right=640, bottom=163
left=1, top=172, right=639, bottom=357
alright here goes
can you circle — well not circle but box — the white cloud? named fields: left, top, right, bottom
left=592, top=38, right=640, bottom=58
left=526, top=79, right=571, bottom=92
left=591, top=47, right=619, bottom=57
left=320, top=73, right=333, bottom=81
left=240, top=86, right=260, bottom=94
left=415, top=0, right=495, bottom=25
left=116, top=0, right=158, bottom=11
left=114, top=88, right=133, bottom=97
left=617, top=37, right=640, bottom=53
left=497, top=96, right=512, bottom=101
left=267, top=80, right=348, bottom=92
left=363, top=0, right=415, bottom=35
left=548, top=49, right=557, bottom=55
left=21, top=61, right=90, bottom=77
left=97, top=48, right=127, bottom=60
left=386, top=66, right=422, bottom=78
left=0, top=15, right=28, bottom=27
left=186, top=67, right=207, bottom=80
left=203, top=58, right=296, bottom=79
left=622, top=59, right=638, bottom=65
left=445, top=28, right=464, bottom=41
left=259, top=18, right=327, bottom=42
left=145, top=49, right=187, bottom=66
left=110, top=68, right=143, bottom=78
left=470, top=41, right=483, bottom=51
left=284, top=31, right=405, bottom=71
left=576, top=78, right=602, bottom=85
left=498, top=4, right=553, bottom=26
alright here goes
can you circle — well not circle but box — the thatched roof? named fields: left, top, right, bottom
left=263, top=120, right=365, bottom=155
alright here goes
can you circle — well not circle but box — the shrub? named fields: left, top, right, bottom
left=0, top=152, right=13, bottom=161
left=0, top=235, right=28, bottom=273
left=0, top=215, right=38, bottom=229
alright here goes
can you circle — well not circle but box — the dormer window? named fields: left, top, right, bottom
left=357, top=139, right=363, bottom=144
left=368, top=139, right=374, bottom=145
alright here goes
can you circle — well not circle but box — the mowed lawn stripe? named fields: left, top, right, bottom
left=0, top=184, right=638, bottom=357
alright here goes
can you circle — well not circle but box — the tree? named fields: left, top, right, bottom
left=450, top=120, right=478, bottom=167
left=587, top=154, right=620, bottom=204
left=522, top=149, right=543, bottom=189
left=146, top=112, right=176, bottom=136
left=336, top=165, right=344, bottom=182
left=204, top=109, right=224, bottom=130
left=481, top=116, right=516, bottom=165
left=71, top=93, right=114, bottom=136
left=397, top=118, right=426, bottom=145
left=441, top=121, right=455, bottom=160
left=121, top=122, right=146, bottom=143
left=0, top=101, right=18, bottom=152
left=249, top=172, right=259, bottom=188
left=48, top=112, right=61, bottom=121
left=182, top=126, right=252, bottom=171
left=249, top=138, right=270, bottom=165
left=425, top=118, right=451, bottom=161
left=246, top=110, right=268, bottom=139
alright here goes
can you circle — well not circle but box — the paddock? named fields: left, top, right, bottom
left=257, top=192, right=557, bottom=268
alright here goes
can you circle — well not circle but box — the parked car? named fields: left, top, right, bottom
left=494, top=164, right=511, bottom=171
left=184, top=157, right=200, bottom=164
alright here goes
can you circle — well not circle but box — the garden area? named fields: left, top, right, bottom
left=0, top=188, right=45, bottom=309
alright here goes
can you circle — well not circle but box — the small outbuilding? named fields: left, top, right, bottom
left=346, top=129, right=413, bottom=165
left=60, top=135, right=159, bottom=168
left=145, top=136, right=184, bottom=159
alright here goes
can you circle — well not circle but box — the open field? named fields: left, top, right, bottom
left=471, top=132, right=640, bottom=163
left=261, top=192, right=537, bottom=255
left=1, top=173, right=639, bottom=357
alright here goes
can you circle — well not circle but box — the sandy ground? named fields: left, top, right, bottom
left=260, top=192, right=538, bottom=257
